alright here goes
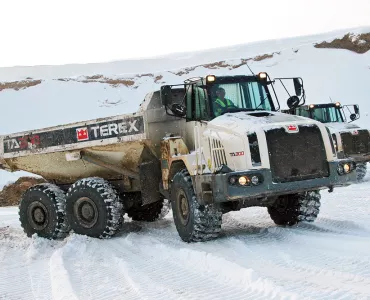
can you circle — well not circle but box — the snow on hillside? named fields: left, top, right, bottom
left=0, top=27, right=369, bottom=185
left=1, top=27, right=369, bottom=188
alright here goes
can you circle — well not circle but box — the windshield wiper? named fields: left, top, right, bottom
left=219, top=107, right=265, bottom=116
left=255, top=95, right=269, bottom=110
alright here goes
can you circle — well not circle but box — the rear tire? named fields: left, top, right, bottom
left=268, top=190, right=321, bottom=226
left=170, top=169, right=222, bottom=242
left=66, top=177, right=124, bottom=238
left=356, top=162, right=367, bottom=181
left=18, top=183, right=70, bottom=239
left=127, top=195, right=170, bottom=222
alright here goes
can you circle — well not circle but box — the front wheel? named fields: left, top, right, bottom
left=267, top=190, right=321, bottom=226
left=170, top=169, right=222, bottom=242
left=356, top=162, right=367, bottom=181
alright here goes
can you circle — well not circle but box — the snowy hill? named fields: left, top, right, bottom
left=1, top=27, right=369, bottom=188
left=1, top=27, right=370, bottom=187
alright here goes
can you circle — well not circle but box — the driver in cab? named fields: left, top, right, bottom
left=213, top=87, right=237, bottom=116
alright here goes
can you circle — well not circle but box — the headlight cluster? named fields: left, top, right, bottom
left=337, top=162, right=355, bottom=175
left=229, top=174, right=263, bottom=186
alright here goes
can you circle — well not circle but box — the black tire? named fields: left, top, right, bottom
left=127, top=195, right=170, bottom=222
left=356, top=162, right=367, bottom=181
left=268, top=190, right=321, bottom=226
left=66, top=177, right=124, bottom=238
left=170, top=169, right=222, bottom=242
left=18, top=183, right=70, bottom=239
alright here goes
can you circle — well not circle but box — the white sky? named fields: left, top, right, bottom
left=1, top=0, right=369, bottom=67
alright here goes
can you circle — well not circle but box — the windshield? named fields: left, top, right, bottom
left=312, top=107, right=344, bottom=123
left=210, top=81, right=272, bottom=117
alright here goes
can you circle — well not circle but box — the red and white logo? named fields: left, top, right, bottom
left=352, top=130, right=359, bottom=135
left=230, top=151, right=245, bottom=157
left=286, top=124, right=298, bottom=132
left=76, top=127, right=89, bottom=141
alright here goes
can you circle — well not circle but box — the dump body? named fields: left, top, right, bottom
left=0, top=113, right=149, bottom=185
left=0, top=89, right=190, bottom=191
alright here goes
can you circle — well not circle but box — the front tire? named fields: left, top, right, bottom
left=268, top=190, right=321, bottom=226
left=66, top=177, right=124, bottom=238
left=356, top=162, right=367, bottom=181
left=170, top=169, right=222, bottom=242
left=18, top=183, right=70, bottom=239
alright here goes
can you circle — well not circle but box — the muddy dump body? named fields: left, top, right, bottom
left=0, top=113, right=147, bottom=183
left=0, top=89, right=187, bottom=201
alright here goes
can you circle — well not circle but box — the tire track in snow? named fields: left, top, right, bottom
left=0, top=228, right=34, bottom=300
left=220, top=213, right=370, bottom=299
left=50, top=233, right=145, bottom=300
left=25, top=234, right=64, bottom=300
left=107, top=233, right=298, bottom=300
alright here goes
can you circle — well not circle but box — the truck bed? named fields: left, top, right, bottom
left=0, top=112, right=148, bottom=184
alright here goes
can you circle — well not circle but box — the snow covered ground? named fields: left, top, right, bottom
left=1, top=173, right=370, bottom=300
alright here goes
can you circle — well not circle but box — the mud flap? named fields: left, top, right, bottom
left=139, top=159, right=162, bottom=206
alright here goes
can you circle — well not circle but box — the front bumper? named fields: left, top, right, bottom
left=210, top=160, right=356, bottom=203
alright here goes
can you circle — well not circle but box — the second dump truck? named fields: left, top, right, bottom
left=0, top=72, right=356, bottom=242
left=283, top=102, right=369, bottom=181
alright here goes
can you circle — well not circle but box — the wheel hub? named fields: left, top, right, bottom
left=27, top=201, right=48, bottom=230
left=178, top=191, right=190, bottom=226
left=74, top=197, right=98, bottom=228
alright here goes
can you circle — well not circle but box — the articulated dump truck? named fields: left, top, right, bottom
left=0, top=72, right=357, bottom=242
left=282, top=102, right=370, bottom=181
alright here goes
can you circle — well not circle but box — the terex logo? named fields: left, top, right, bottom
left=286, top=124, right=298, bottom=133
left=76, top=119, right=140, bottom=142
left=76, top=127, right=89, bottom=141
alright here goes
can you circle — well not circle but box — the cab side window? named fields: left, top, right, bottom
left=194, top=86, right=209, bottom=120
left=186, top=85, right=209, bottom=121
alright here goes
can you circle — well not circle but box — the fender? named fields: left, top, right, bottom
left=160, top=137, right=194, bottom=190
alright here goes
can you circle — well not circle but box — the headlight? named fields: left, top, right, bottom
left=206, top=75, right=216, bottom=82
left=337, top=162, right=353, bottom=175
left=238, top=176, right=249, bottom=186
left=229, top=173, right=263, bottom=186
left=251, top=175, right=260, bottom=185
left=337, top=164, right=344, bottom=175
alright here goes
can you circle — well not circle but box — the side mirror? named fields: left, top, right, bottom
left=350, top=113, right=357, bottom=121
left=161, top=85, right=172, bottom=106
left=354, top=105, right=359, bottom=114
left=293, top=78, right=302, bottom=96
left=287, top=95, right=300, bottom=109
left=171, top=103, right=186, bottom=117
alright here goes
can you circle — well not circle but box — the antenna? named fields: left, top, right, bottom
left=329, top=96, right=333, bottom=103
left=245, top=60, right=255, bottom=75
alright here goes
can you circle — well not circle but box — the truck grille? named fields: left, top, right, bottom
left=209, top=138, right=227, bottom=171
left=265, top=125, right=329, bottom=183
left=340, top=130, right=370, bottom=155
